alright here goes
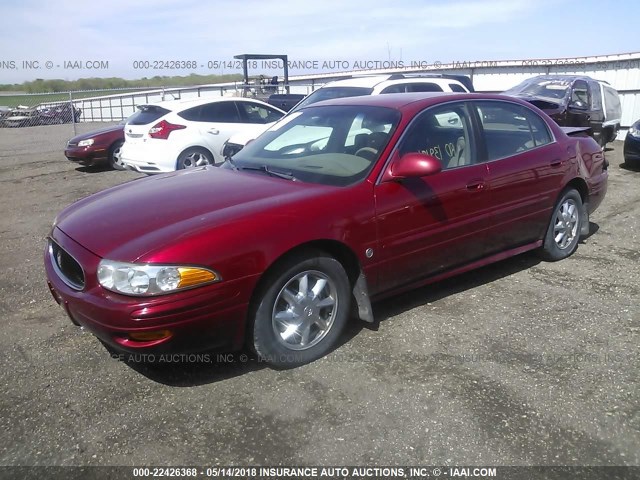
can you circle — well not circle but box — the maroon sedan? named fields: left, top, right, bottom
left=45, top=93, right=608, bottom=367
left=64, top=123, right=125, bottom=170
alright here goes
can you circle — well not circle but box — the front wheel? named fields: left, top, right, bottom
left=539, top=189, right=583, bottom=261
left=176, top=147, right=214, bottom=169
left=250, top=252, right=351, bottom=368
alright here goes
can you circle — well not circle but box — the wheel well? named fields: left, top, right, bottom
left=109, top=138, right=124, bottom=153
left=176, top=145, right=215, bottom=167
left=565, top=178, right=588, bottom=204
left=246, top=240, right=363, bottom=323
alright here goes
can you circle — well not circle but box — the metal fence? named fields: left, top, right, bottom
left=0, top=82, right=316, bottom=141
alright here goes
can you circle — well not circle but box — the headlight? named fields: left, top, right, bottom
left=78, top=139, right=94, bottom=147
left=222, top=141, right=243, bottom=159
left=630, top=126, right=640, bottom=138
left=97, top=260, right=220, bottom=296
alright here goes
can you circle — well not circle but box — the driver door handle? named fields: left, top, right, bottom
left=466, top=180, right=485, bottom=191
left=208, top=128, right=219, bottom=135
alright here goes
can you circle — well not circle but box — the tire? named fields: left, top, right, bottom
left=176, top=147, right=214, bottom=169
left=598, top=130, right=608, bottom=148
left=108, top=140, right=126, bottom=170
left=250, top=251, right=351, bottom=368
left=539, top=189, right=583, bottom=261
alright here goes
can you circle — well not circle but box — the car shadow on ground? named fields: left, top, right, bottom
left=581, top=221, right=600, bottom=242
left=75, top=165, right=113, bottom=174
left=121, top=350, right=268, bottom=387
left=619, top=161, right=640, bottom=172
left=119, top=224, right=604, bottom=386
left=370, top=251, right=543, bottom=325
left=124, top=250, right=552, bottom=386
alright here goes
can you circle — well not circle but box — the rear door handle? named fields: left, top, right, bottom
left=208, top=128, right=219, bottom=135
left=550, top=158, right=563, bottom=167
left=466, top=180, right=485, bottom=191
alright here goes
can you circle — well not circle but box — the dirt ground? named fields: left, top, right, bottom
left=0, top=123, right=638, bottom=469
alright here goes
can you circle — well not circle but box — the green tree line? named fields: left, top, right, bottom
left=0, top=73, right=244, bottom=93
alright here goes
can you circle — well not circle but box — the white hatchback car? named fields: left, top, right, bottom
left=120, top=97, right=285, bottom=173
left=222, top=74, right=473, bottom=158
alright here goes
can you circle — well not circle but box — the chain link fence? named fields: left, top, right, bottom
left=0, top=81, right=315, bottom=138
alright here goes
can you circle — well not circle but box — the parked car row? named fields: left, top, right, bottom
left=2, top=103, right=81, bottom=127
left=222, top=73, right=475, bottom=158
left=47, top=91, right=609, bottom=367
left=62, top=73, right=629, bottom=172
left=120, top=97, right=286, bottom=173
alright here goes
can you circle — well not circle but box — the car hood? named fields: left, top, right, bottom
left=55, top=167, right=331, bottom=261
left=68, top=124, right=123, bottom=142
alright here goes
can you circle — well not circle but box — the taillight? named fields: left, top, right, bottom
left=148, top=120, right=186, bottom=139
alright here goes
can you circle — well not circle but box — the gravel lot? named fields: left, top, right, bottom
left=0, top=123, right=638, bottom=469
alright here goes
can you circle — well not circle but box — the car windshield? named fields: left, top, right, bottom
left=228, top=105, right=400, bottom=187
left=506, top=78, right=571, bottom=100
left=290, top=87, right=374, bottom=113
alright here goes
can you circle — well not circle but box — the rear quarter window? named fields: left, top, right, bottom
left=476, top=101, right=552, bottom=160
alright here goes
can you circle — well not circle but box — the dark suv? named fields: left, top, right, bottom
left=505, top=75, right=622, bottom=147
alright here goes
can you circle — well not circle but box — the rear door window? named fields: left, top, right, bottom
left=236, top=102, right=284, bottom=124
left=181, top=101, right=241, bottom=123
left=475, top=101, right=552, bottom=161
left=408, top=83, right=443, bottom=92
left=380, top=84, right=408, bottom=94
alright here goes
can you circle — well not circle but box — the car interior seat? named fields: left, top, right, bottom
left=447, top=136, right=467, bottom=168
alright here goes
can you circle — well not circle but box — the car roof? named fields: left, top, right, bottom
left=321, top=75, right=466, bottom=89
left=522, top=74, right=615, bottom=88
left=147, top=96, right=277, bottom=111
left=527, top=74, right=596, bottom=82
left=303, top=92, right=522, bottom=110
left=321, top=75, right=397, bottom=88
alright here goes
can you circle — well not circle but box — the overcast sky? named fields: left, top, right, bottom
left=0, top=0, right=638, bottom=83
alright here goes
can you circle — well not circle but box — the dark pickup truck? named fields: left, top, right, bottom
left=505, top=75, right=622, bottom=147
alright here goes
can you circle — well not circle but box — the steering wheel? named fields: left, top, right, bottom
left=355, top=147, right=378, bottom=160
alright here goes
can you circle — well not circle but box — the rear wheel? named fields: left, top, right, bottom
left=176, top=147, right=214, bottom=169
left=108, top=140, right=125, bottom=170
left=250, top=251, right=351, bottom=368
left=539, top=189, right=583, bottom=261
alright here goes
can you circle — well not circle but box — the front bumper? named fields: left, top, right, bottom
left=64, top=145, right=109, bottom=166
left=44, top=227, right=256, bottom=355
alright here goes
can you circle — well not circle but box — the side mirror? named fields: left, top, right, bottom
left=391, top=152, right=442, bottom=180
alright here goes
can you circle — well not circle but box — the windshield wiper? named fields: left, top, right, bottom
left=239, top=164, right=298, bottom=181
left=225, top=157, right=297, bottom=181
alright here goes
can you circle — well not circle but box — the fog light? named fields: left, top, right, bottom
left=128, top=330, right=172, bottom=341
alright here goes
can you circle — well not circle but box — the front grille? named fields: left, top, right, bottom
left=49, top=240, right=85, bottom=290
left=67, top=141, right=78, bottom=147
